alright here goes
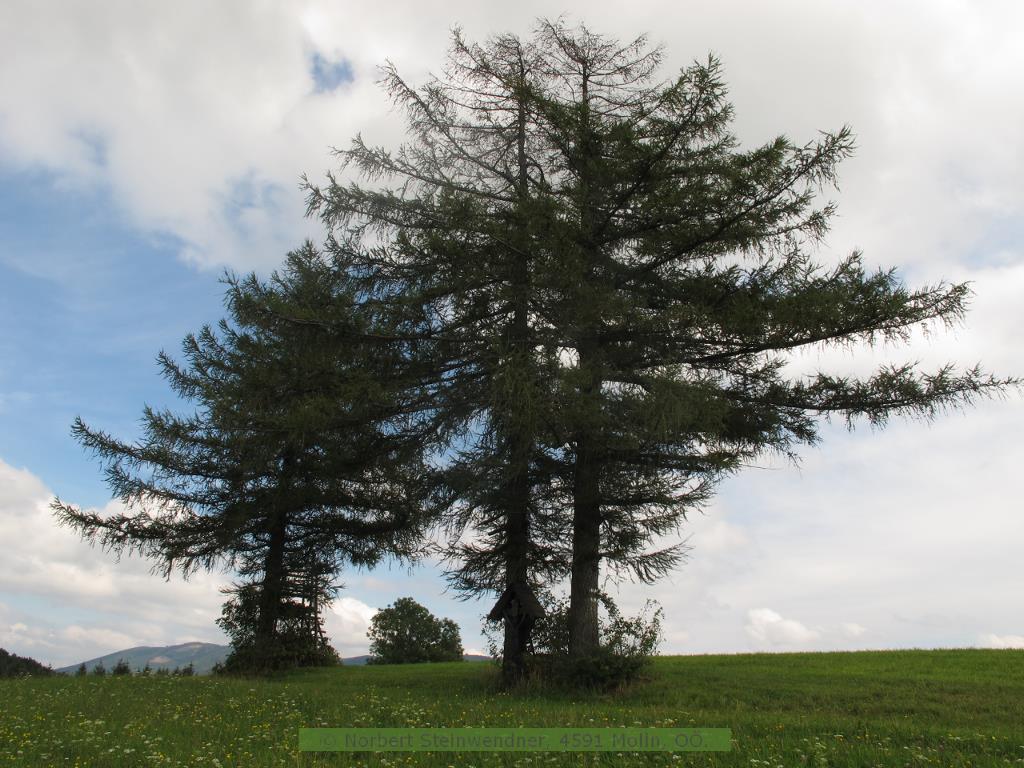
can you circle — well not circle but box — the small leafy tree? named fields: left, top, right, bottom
left=92, top=662, right=106, bottom=677
left=111, top=658, right=132, bottom=676
left=367, top=597, right=464, bottom=664
left=74, top=662, right=87, bottom=677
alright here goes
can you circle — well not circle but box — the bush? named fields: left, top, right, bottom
left=495, top=591, right=663, bottom=690
left=111, top=658, right=132, bottom=676
left=368, top=597, right=463, bottom=664
left=92, top=662, right=106, bottom=677
left=217, top=637, right=339, bottom=675
left=215, top=584, right=341, bottom=675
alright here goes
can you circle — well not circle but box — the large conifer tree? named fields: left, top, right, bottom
left=308, top=19, right=1012, bottom=664
left=511, top=21, right=1009, bottom=655
left=306, top=31, right=569, bottom=681
left=53, top=243, right=428, bottom=671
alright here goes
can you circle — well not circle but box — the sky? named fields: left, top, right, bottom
left=1, top=0, right=1022, bottom=668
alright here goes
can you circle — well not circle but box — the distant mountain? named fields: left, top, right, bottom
left=58, top=644, right=493, bottom=674
left=56, top=642, right=230, bottom=675
left=1, top=647, right=55, bottom=677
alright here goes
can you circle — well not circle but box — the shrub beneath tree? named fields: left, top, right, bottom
left=489, top=593, right=663, bottom=690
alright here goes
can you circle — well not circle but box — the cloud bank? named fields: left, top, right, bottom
left=1, top=1, right=1021, bottom=277
left=0, top=458, right=378, bottom=665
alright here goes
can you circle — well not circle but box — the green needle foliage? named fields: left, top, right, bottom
left=305, top=30, right=571, bottom=683
left=307, top=18, right=1014, bottom=669
left=53, top=243, right=430, bottom=672
left=516, top=23, right=1012, bottom=656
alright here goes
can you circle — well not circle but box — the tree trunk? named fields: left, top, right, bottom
left=501, top=220, right=532, bottom=679
left=568, top=427, right=601, bottom=656
left=501, top=75, right=536, bottom=686
left=500, top=276, right=533, bottom=683
left=502, top=457, right=531, bottom=683
left=567, top=334, right=603, bottom=657
left=257, top=505, right=288, bottom=659
left=566, top=65, right=604, bottom=659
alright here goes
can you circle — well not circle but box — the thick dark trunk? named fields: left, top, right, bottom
left=568, top=429, right=601, bottom=657
left=501, top=431, right=531, bottom=681
left=501, top=612, right=530, bottom=684
left=567, top=335, right=603, bottom=657
left=257, top=505, right=288, bottom=655
left=500, top=287, right=533, bottom=684
left=567, top=70, right=605, bottom=659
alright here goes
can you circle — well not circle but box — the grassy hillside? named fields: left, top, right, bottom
left=3, top=649, right=1022, bottom=766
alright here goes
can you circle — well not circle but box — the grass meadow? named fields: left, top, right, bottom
left=2, top=649, right=1022, bottom=767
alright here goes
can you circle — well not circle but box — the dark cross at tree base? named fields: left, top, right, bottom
left=488, top=580, right=545, bottom=682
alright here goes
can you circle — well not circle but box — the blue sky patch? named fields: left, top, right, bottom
left=0, top=169, right=226, bottom=508
left=310, top=52, right=353, bottom=93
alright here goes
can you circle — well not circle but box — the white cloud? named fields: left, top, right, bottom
left=980, top=633, right=1024, bottom=650
left=0, top=461, right=49, bottom=512
left=0, top=457, right=393, bottom=666
left=695, top=519, right=752, bottom=555
left=324, top=596, right=378, bottom=657
left=745, top=609, right=821, bottom=647
left=607, top=388, right=1024, bottom=655
left=1, top=1, right=1021, bottom=279
left=841, top=623, right=868, bottom=639
left=60, top=624, right=139, bottom=652
left=0, top=1, right=382, bottom=270
left=0, top=458, right=232, bottom=665
left=0, top=606, right=137, bottom=663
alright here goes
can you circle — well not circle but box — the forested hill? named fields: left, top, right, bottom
left=55, top=644, right=494, bottom=674
left=55, top=642, right=230, bottom=675
left=0, top=647, right=54, bottom=677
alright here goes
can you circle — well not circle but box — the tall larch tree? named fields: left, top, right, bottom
left=53, top=243, right=429, bottom=671
left=304, top=31, right=569, bottom=682
left=516, top=21, right=1012, bottom=655
left=311, top=18, right=1013, bottom=665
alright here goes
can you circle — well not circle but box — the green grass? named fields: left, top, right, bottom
left=2, top=649, right=1023, bottom=767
